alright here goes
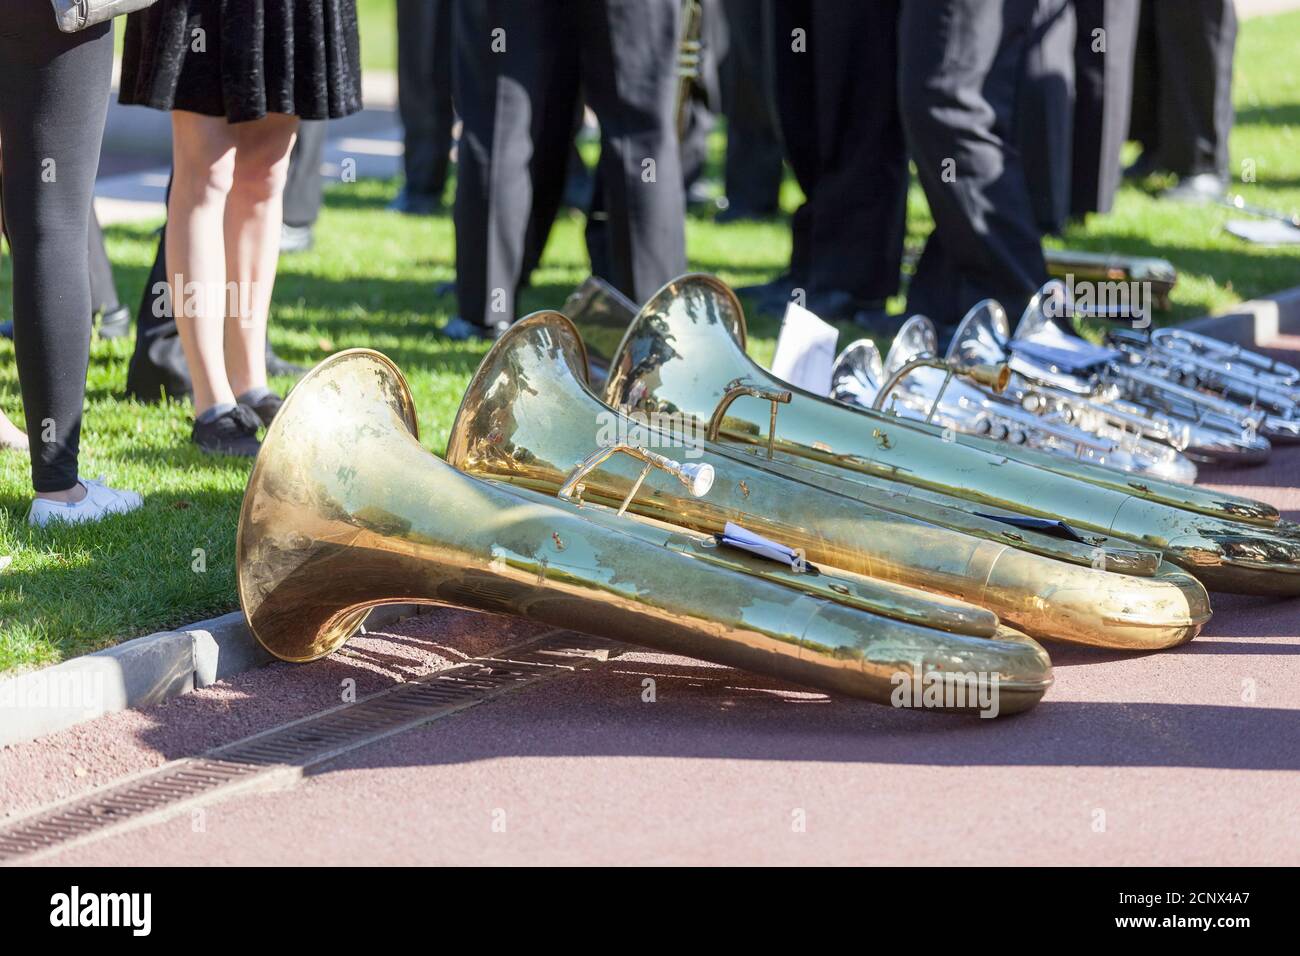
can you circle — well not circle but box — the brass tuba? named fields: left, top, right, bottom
left=446, top=311, right=1211, bottom=649
left=592, top=274, right=1300, bottom=596
left=236, top=349, right=1052, bottom=713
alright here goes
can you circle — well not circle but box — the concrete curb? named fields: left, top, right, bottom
left=1184, top=286, right=1300, bottom=349
left=0, top=604, right=421, bottom=748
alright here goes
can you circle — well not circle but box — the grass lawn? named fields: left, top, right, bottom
left=3, top=10, right=1300, bottom=673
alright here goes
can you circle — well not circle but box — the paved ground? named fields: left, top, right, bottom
left=6, top=344, right=1300, bottom=866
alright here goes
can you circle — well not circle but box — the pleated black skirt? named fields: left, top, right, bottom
left=118, top=0, right=363, bottom=123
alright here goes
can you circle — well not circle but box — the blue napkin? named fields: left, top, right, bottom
left=716, top=522, right=820, bottom=573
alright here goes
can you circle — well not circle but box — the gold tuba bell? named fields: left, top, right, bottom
left=236, top=349, right=1053, bottom=714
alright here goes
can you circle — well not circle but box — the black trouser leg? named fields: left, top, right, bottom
left=1128, top=0, right=1159, bottom=155
left=397, top=0, right=455, bottom=199
left=452, top=0, right=579, bottom=327
left=719, top=0, right=782, bottom=218
left=0, top=5, right=113, bottom=492
left=283, top=119, right=327, bottom=228
left=805, top=0, right=907, bottom=301
left=900, top=0, right=1047, bottom=330
left=1071, top=0, right=1139, bottom=217
left=87, top=209, right=121, bottom=315
left=577, top=0, right=686, bottom=304
left=1018, top=0, right=1076, bottom=235
left=770, top=0, right=816, bottom=285
left=1153, top=0, right=1236, bottom=178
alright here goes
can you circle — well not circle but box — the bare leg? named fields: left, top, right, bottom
left=167, top=111, right=238, bottom=416
left=224, top=114, right=299, bottom=398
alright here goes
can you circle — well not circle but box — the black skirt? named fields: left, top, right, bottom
left=118, top=0, right=363, bottom=123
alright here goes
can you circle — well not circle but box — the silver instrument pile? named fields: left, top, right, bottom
left=833, top=279, right=1294, bottom=475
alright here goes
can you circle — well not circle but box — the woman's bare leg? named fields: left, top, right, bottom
left=224, top=114, right=299, bottom=398
left=167, top=111, right=238, bottom=416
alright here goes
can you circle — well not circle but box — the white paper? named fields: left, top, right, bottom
left=771, top=301, right=839, bottom=396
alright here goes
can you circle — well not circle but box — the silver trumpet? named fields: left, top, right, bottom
left=961, top=282, right=1273, bottom=466
left=832, top=315, right=1199, bottom=484
left=1103, top=326, right=1300, bottom=443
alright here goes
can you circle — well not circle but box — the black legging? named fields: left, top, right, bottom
left=0, top=3, right=113, bottom=491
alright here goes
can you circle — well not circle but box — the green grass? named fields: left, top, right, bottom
left=3, top=10, right=1300, bottom=673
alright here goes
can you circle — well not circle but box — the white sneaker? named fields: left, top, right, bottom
left=27, top=478, right=143, bottom=528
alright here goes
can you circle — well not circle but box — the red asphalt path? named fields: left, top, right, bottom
left=4, top=359, right=1300, bottom=865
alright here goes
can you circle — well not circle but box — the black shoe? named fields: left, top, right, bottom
left=1160, top=172, right=1228, bottom=204
left=191, top=404, right=262, bottom=457
left=388, top=187, right=441, bottom=216
left=851, top=306, right=902, bottom=337
left=802, top=290, right=887, bottom=326
left=243, top=392, right=283, bottom=427
left=280, top=222, right=315, bottom=254
left=266, top=347, right=306, bottom=378
left=97, top=305, right=131, bottom=339
left=715, top=204, right=779, bottom=224
left=443, top=315, right=510, bottom=341
left=736, top=273, right=804, bottom=311
left=1123, top=151, right=1165, bottom=180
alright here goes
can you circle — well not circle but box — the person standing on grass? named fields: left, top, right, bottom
left=0, top=3, right=144, bottom=527
left=117, top=0, right=363, bottom=456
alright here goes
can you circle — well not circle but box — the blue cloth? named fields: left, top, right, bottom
left=716, top=522, right=819, bottom=572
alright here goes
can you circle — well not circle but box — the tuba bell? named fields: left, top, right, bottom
left=236, top=349, right=1053, bottom=713
left=593, top=273, right=1300, bottom=596
left=445, top=311, right=1212, bottom=649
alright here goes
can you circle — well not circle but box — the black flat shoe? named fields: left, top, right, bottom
left=1123, top=151, right=1166, bottom=180
left=736, top=274, right=804, bottom=312
left=388, top=187, right=442, bottom=216
left=443, top=315, right=510, bottom=341
left=192, top=404, right=262, bottom=457
left=802, top=290, right=887, bottom=326
left=244, top=392, right=283, bottom=427
left=97, top=305, right=131, bottom=339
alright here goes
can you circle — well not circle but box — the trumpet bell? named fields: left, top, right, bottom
left=884, top=315, right=939, bottom=375
left=830, top=339, right=886, bottom=407
left=947, top=300, right=1013, bottom=372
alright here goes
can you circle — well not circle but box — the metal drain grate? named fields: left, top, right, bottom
left=0, top=630, right=620, bottom=864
